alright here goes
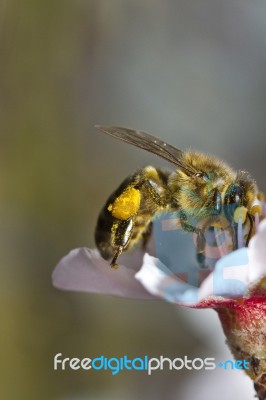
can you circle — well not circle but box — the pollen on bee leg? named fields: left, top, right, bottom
left=108, top=188, right=141, bottom=220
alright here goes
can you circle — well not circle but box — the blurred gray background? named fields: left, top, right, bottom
left=1, top=1, right=265, bottom=399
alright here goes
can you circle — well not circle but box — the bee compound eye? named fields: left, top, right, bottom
left=224, top=184, right=244, bottom=220
left=225, top=184, right=243, bottom=205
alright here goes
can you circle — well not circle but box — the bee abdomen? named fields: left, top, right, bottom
left=95, top=166, right=171, bottom=262
left=95, top=177, right=142, bottom=259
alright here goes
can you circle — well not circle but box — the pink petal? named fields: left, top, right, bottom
left=52, top=247, right=157, bottom=299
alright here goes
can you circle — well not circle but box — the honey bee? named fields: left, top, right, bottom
left=95, top=126, right=258, bottom=269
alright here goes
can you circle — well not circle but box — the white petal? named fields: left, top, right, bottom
left=198, top=248, right=249, bottom=301
left=136, top=250, right=251, bottom=306
left=52, top=248, right=156, bottom=299
left=135, top=254, right=200, bottom=304
left=248, top=219, right=266, bottom=282
left=200, top=220, right=266, bottom=299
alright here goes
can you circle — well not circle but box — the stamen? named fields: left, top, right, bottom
left=257, top=192, right=266, bottom=217
left=237, top=217, right=244, bottom=249
left=246, top=213, right=254, bottom=246
left=233, top=206, right=246, bottom=249
left=214, top=227, right=227, bottom=257
left=251, top=204, right=262, bottom=217
left=251, top=204, right=262, bottom=233
left=233, top=206, right=247, bottom=224
left=255, top=212, right=260, bottom=233
left=262, top=201, right=266, bottom=218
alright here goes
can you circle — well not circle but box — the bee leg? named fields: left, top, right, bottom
left=179, top=218, right=206, bottom=268
left=110, top=218, right=135, bottom=268
left=140, top=180, right=168, bottom=207
left=195, top=230, right=206, bottom=267
left=110, top=246, right=124, bottom=269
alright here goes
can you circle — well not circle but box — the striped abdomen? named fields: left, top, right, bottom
left=95, top=166, right=171, bottom=262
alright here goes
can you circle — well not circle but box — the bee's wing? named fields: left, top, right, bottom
left=95, top=125, right=196, bottom=175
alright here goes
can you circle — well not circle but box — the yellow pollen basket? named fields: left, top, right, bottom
left=233, top=206, right=248, bottom=224
left=108, top=188, right=141, bottom=220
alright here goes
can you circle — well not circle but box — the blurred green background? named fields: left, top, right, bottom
left=1, top=1, right=266, bottom=399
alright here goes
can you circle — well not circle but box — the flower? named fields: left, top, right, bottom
left=53, top=217, right=266, bottom=307
left=52, top=214, right=266, bottom=399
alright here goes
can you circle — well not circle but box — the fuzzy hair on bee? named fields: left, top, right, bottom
left=94, top=126, right=259, bottom=269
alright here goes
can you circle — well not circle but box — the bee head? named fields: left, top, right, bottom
left=170, top=151, right=257, bottom=219
left=224, top=171, right=257, bottom=220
